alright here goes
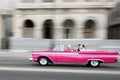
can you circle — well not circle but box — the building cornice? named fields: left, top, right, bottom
left=15, top=2, right=116, bottom=10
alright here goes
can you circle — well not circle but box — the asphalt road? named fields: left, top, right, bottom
left=0, top=51, right=120, bottom=80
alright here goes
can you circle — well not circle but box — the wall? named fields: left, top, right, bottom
left=9, top=37, right=120, bottom=52
left=13, top=9, right=108, bottom=39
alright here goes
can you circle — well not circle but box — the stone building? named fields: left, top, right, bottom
left=13, top=0, right=117, bottom=39
left=108, top=1, right=120, bottom=39
left=0, top=0, right=119, bottom=49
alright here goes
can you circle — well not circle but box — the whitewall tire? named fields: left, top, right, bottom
left=89, top=60, right=100, bottom=68
left=38, top=58, right=48, bottom=66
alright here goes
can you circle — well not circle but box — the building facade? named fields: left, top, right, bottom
left=0, top=10, right=12, bottom=49
left=13, top=0, right=117, bottom=39
left=108, top=1, right=120, bottom=39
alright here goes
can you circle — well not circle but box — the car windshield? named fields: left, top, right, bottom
left=52, top=44, right=64, bottom=51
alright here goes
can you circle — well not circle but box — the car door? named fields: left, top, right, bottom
left=52, top=51, right=78, bottom=63
left=75, top=51, right=89, bottom=63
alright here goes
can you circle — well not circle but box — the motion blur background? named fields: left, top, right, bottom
left=0, top=0, right=120, bottom=51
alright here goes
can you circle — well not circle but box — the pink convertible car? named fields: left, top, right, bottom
left=29, top=45, right=119, bottom=67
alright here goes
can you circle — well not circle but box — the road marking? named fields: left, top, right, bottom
left=0, top=66, right=120, bottom=75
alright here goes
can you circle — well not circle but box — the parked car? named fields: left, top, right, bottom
left=29, top=45, right=119, bottom=68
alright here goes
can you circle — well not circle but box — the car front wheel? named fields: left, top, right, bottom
left=89, top=60, right=100, bottom=68
left=38, top=58, right=48, bottom=66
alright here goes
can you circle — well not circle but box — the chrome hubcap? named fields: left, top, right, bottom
left=40, top=58, right=47, bottom=65
left=91, top=61, right=99, bottom=67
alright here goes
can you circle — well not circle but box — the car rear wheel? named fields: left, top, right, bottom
left=38, top=58, right=49, bottom=66
left=89, top=60, right=100, bottom=68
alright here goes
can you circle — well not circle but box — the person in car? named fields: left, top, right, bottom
left=77, top=44, right=85, bottom=51
left=64, top=44, right=73, bottom=52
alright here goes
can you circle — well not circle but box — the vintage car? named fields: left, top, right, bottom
left=29, top=45, right=119, bottom=67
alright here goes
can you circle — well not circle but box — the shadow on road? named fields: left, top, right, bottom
left=31, top=63, right=120, bottom=71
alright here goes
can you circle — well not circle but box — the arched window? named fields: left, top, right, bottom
left=84, top=19, right=96, bottom=38
left=43, top=19, right=54, bottom=39
left=63, top=19, right=75, bottom=38
left=24, top=19, right=34, bottom=28
left=85, top=19, right=95, bottom=29
left=22, top=0, right=34, bottom=3
left=42, top=0, right=54, bottom=2
left=23, top=19, right=34, bottom=38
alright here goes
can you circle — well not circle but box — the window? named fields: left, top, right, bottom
left=63, top=0, right=77, bottom=2
left=24, top=19, right=34, bottom=28
left=86, top=0, right=98, bottom=2
left=85, top=19, right=95, bottom=29
left=84, top=19, right=96, bottom=38
left=23, top=19, right=34, bottom=38
left=108, top=25, right=120, bottom=39
left=43, top=19, right=54, bottom=39
left=22, top=0, right=34, bottom=3
left=63, top=19, right=75, bottom=39
left=42, top=0, right=54, bottom=2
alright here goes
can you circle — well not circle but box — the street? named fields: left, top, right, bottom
left=0, top=51, right=120, bottom=80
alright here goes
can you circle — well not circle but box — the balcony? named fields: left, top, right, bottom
left=15, top=0, right=117, bottom=9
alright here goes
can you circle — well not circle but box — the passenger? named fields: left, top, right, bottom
left=64, top=44, right=73, bottom=52
left=53, top=44, right=64, bottom=51
left=77, top=44, right=86, bottom=51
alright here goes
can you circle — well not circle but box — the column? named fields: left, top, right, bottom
left=95, top=14, right=108, bottom=39
left=13, top=14, right=23, bottom=38
left=34, top=25, right=43, bottom=39
left=53, top=16, right=64, bottom=39
left=56, top=0, right=62, bottom=4
left=54, top=27, right=63, bottom=39
left=0, top=15, right=3, bottom=49
left=73, top=26, right=84, bottom=39
left=95, top=27, right=107, bottom=39
left=0, top=14, right=4, bottom=39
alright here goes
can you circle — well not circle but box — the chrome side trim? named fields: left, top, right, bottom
left=118, top=56, right=120, bottom=63
left=29, top=57, right=33, bottom=61
left=88, top=59, right=105, bottom=63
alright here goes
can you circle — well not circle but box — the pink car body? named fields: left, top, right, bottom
left=30, top=50, right=119, bottom=67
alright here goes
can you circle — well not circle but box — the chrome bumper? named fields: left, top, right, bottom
left=118, top=56, right=120, bottom=63
left=29, top=57, right=33, bottom=61
left=118, top=59, right=120, bottom=63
